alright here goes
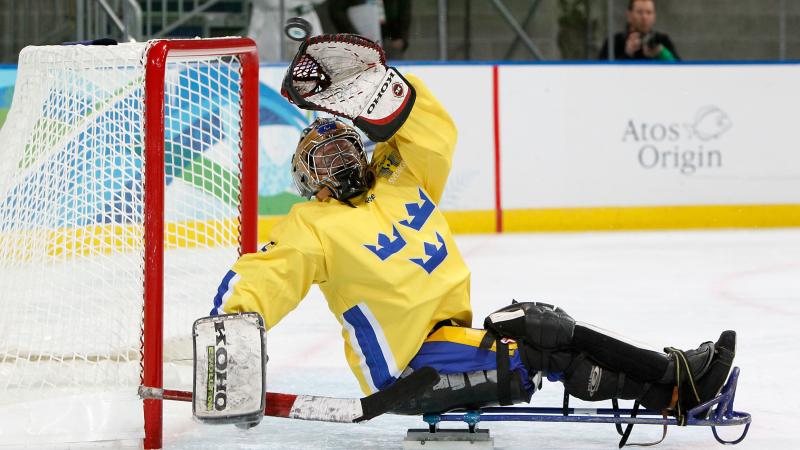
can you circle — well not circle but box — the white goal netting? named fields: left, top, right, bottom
left=0, top=40, right=251, bottom=445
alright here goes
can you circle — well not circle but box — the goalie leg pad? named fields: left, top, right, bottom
left=562, top=354, right=674, bottom=410
left=484, top=302, right=576, bottom=375
left=484, top=302, right=575, bottom=350
left=571, top=323, right=674, bottom=382
left=389, top=369, right=533, bottom=415
left=518, top=345, right=575, bottom=374
left=572, top=323, right=714, bottom=385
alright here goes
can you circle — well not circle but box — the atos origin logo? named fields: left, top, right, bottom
left=622, top=106, right=732, bottom=176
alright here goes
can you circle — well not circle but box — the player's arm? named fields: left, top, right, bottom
left=280, top=33, right=456, bottom=203
left=210, top=209, right=328, bottom=329
left=381, top=74, right=457, bottom=204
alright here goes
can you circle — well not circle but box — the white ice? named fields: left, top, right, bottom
left=163, top=229, right=797, bottom=449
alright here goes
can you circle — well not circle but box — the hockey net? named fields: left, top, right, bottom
left=0, top=39, right=258, bottom=448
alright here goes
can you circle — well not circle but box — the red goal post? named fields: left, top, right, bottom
left=142, top=38, right=259, bottom=450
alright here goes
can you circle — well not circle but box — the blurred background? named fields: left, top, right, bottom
left=1, top=0, right=799, bottom=64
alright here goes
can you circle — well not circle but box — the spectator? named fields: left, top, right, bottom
left=381, top=0, right=411, bottom=60
left=598, top=0, right=679, bottom=61
left=328, top=0, right=382, bottom=44
left=248, top=0, right=325, bottom=62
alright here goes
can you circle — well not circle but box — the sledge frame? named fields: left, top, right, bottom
left=415, top=367, right=751, bottom=447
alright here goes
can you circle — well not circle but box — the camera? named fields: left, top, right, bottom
left=641, top=32, right=658, bottom=50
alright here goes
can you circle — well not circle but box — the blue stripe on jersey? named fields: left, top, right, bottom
left=343, top=305, right=397, bottom=390
left=407, top=341, right=496, bottom=373
left=407, top=339, right=534, bottom=394
left=210, top=270, right=238, bottom=316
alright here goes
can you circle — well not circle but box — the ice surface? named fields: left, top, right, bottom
left=68, top=230, right=800, bottom=448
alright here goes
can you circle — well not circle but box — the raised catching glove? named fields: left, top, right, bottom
left=281, top=34, right=416, bottom=142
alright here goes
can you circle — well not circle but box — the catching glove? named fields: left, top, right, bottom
left=281, top=34, right=416, bottom=142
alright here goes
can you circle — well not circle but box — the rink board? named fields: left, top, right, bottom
left=1, top=62, right=798, bottom=237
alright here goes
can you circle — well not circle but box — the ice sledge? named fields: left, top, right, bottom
left=405, top=367, right=751, bottom=449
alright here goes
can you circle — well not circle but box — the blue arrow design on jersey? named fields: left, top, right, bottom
left=399, top=188, right=435, bottom=231
left=364, top=225, right=407, bottom=261
left=410, top=232, right=448, bottom=274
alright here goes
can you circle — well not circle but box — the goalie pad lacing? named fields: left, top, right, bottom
left=665, top=347, right=702, bottom=426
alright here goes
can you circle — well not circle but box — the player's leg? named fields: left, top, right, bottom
left=484, top=302, right=736, bottom=411
left=389, top=368, right=533, bottom=415
left=569, top=321, right=736, bottom=411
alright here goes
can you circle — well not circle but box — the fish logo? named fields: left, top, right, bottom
left=692, top=106, right=732, bottom=141
left=588, top=365, right=602, bottom=398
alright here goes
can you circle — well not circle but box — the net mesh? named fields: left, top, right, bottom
left=0, top=42, right=246, bottom=401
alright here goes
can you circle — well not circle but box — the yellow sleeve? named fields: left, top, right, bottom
left=381, top=73, right=457, bottom=204
left=215, top=206, right=328, bottom=330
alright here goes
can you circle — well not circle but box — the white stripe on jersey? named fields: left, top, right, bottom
left=213, top=273, right=241, bottom=315
left=342, top=319, right=379, bottom=394
left=357, top=303, right=401, bottom=379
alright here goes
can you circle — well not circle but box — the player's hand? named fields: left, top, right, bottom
left=642, top=42, right=663, bottom=58
left=281, top=34, right=416, bottom=142
left=625, top=32, right=642, bottom=57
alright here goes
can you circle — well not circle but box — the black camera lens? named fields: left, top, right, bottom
left=641, top=32, right=657, bottom=50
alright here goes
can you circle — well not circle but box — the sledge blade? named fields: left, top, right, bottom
left=403, top=429, right=493, bottom=450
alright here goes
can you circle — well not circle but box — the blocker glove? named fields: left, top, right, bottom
left=281, top=34, right=416, bottom=142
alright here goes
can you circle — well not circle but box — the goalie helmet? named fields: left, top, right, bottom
left=292, top=117, right=372, bottom=202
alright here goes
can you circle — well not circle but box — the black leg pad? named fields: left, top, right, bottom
left=562, top=354, right=673, bottom=410
left=572, top=324, right=671, bottom=382
left=484, top=302, right=575, bottom=349
left=390, top=369, right=531, bottom=415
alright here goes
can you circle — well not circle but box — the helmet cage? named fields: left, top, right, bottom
left=292, top=119, right=369, bottom=201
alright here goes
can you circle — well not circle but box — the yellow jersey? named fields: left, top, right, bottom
left=213, top=74, right=472, bottom=394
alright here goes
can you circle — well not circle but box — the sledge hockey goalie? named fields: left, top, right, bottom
left=203, top=33, right=737, bottom=430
